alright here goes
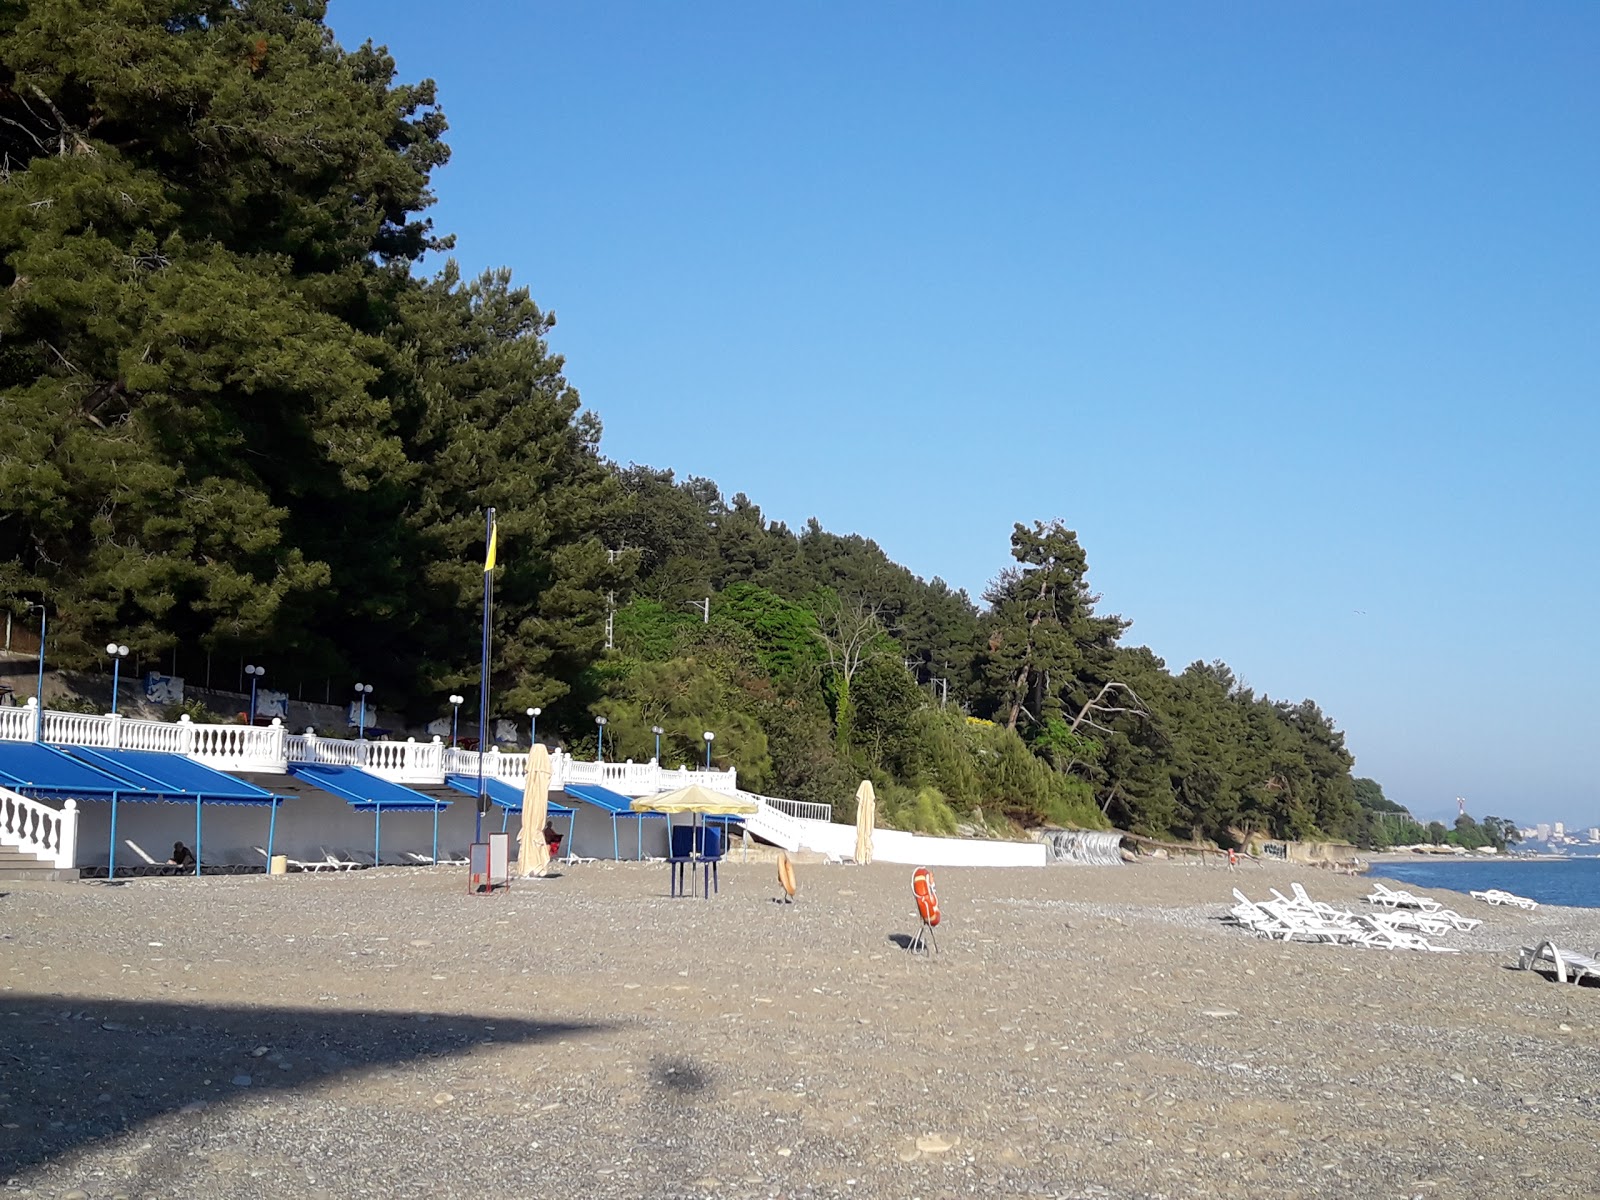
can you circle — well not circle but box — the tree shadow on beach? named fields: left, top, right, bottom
left=0, top=993, right=608, bottom=1178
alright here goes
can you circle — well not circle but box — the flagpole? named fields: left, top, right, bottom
left=476, top=507, right=496, bottom=844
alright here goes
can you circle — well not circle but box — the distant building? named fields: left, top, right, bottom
left=1537, top=823, right=1552, bottom=841
left=1589, top=828, right=1600, bottom=843
left=1554, top=821, right=1566, bottom=839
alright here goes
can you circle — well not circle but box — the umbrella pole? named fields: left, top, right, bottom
left=374, top=805, right=381, bottom=865
left=266, top=800, right=278, bottom=867
left=432, top=803, right=439, bottom=866
left=636, top=818, right=642, bottom=861
left=502, top=809, right=509, bottom=833
left=194, top=795, right=202, bottom=877
left=108, top=792, right=118, bottom=880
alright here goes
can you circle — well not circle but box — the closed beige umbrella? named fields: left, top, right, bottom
left=854, top=780, right=876, bottom=865
left=518, top=744, right=553, bottom=877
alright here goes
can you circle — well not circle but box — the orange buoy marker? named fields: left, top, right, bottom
left=777, top=852, right=798, bottom=904
left=910, top=866, right=940, bottom=954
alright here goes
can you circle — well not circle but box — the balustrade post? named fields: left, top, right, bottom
left=302, top=728, right=318, bottom=764
left=108, top=712, right=124, bottom=750
left=56, top=798, right=78, bottom=869
left=178, top=714, right=195, bottom=755
left=268, top=718, right=286, bottom=769
left=26, top=698, right=39, bottom=742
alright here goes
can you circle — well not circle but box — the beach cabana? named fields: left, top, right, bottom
left=0, top=741, right=284, bottom=877
left=564, top=782, right=669, bottom=860
left=445, top=773, right=575, bottom=854
left=289, top=762, right=447, bottom=864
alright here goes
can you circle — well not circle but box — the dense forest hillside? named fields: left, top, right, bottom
left=0, top=2, right=1429, bottom=845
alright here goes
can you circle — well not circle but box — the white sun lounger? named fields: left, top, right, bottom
left=320, top=847, right=365, bottom=871
left=1519, top=941, right=1600, bottom=984
left=1473, top=888, right=1538, bottom=910
left=1233, top=887, right=1459, bottom=952
left=253, top=846, right=337, bottom=873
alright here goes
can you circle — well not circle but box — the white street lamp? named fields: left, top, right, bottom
left=651, top=724, right=664, bottom=762
left=449, top=694, right=465, bottom=747
left=527, top=706, right=541, bottom=747
left=703, top=730, right=715, bottom=769
left=595, top=715, right=608, bottom=763
left=353, top=682, right=373, bottom=739
left=244, top=663, right=265, bottom=724
left=105, top=643, right=129, bottom=716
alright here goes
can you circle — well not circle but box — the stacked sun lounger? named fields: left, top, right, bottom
left=1227, top=884, right=1461, bottom=952
left=1472, top=888, right=1538, bottom=910
left=1363, top=882, right=1482, bottom=930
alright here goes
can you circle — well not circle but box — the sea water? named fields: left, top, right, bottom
left=1370, top=857, right=1600, bottom=909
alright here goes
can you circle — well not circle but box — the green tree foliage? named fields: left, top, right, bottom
left=978, top=521, right=1128, bottom=730
left=0, top=3, right=617, bottom=718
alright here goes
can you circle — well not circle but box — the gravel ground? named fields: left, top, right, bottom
left=2, top=858, right=1598, bottom=1199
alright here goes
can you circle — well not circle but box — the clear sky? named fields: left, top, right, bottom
left=328, top=1, right=1598, bottom=828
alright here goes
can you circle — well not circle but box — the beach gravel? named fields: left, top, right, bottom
left=2, top=858, right=1597, bottom=1198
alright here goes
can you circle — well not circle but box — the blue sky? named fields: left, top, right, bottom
left=329, top=1, right=1598, bottom=827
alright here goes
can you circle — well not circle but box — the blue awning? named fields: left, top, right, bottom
left=288, top=763, right=447, bottom=811
left=563, top=782, right=656, bottom=816
left=445, top=774, right=574, bottom=816
left=0, top=742, right=281, bottom=805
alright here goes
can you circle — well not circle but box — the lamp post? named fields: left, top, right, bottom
left=703, top=730, right=715, bottom=769
left=353, top=682, right=373, bottom=739
left=527, top=706, right=541, bottom=748
left=651, top=725, right=664, bottom=762
left=27, top=602, right=45, bottom=740
left=105, top=643, right=129, bottom=716
left=449, top=694, right=465, bottom=747
left=595, top=716, right=607, bottom=763
left=244, top=663, right=265, bottom=724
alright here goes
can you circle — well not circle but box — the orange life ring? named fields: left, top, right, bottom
left=912, top=866, right=940, bottom=927
left=777, top=853, right=797, bottom=898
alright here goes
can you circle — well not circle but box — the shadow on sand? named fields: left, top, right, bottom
left=0, top=993, right=609, bottom=1177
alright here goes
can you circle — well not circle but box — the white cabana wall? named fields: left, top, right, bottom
left=563, top=800, right=670, bottom=861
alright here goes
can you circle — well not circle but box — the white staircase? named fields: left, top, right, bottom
left=0, top=788, right=78, bottom=879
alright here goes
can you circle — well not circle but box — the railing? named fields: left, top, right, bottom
left=186, top=719, right=286, bottom=773
left=0, top=788, right=77, bottom=868
left=762, top=795, right=832, bottom=822
left=443, top=746, right=527, bottom=783
left=286, top=733, right=445, bottom=784
left=20, top=709, right=286, bottom=772
left=0, top=706, right=35, bottom=742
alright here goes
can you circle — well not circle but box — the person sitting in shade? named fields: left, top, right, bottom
left=168, top=841, right=196, bottom=869
left=542, top=819, right=561, bottom=858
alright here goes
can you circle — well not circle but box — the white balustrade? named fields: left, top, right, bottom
left=185, top=718, right=287, bottom=773
left=0, top=788, right=77, bottom=868
left=115, top=717, right=190, bottom=754
left=287, top=733, right=445, bottom=783
left=41, top=710, right=114, bottom=746
left=0, top=707, right=32, bottom=742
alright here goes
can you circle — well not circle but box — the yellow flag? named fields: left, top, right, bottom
left=484, top=518, right=498, bottom=572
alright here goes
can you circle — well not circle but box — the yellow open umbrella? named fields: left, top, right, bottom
left=518, top=744, right=552, bottom=877
left=630, top=784, right=758, bottom=816
left=854, top=780, right=875, bottom=864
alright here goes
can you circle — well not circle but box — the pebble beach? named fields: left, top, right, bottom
left=3, top=858, right=1599, bottom=1199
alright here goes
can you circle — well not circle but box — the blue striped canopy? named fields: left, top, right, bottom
left=288, top=763, right=447, bottom=811
left=445, top=773, right=574, bottom=816
left=0, top=742, right=281, bottom=805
